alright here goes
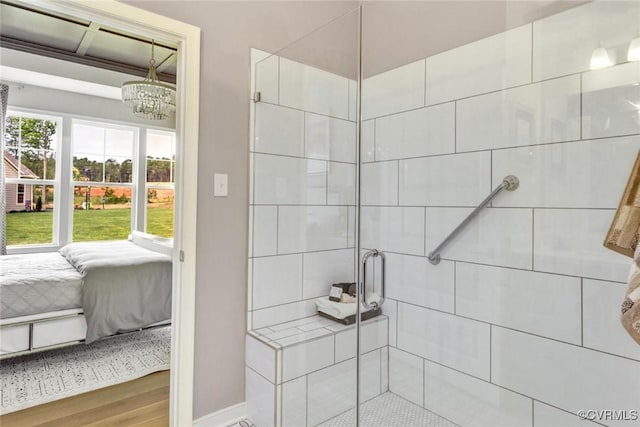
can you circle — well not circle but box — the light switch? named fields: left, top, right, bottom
left=214, top=173, right=228, bottom=197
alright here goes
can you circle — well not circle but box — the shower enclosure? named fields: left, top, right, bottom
left=247, top=2, right=640, bottom=426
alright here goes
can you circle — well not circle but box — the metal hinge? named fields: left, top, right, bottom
left=253, top=91, right=261, bottom=102
left=179, top=250, right=185, bottom=262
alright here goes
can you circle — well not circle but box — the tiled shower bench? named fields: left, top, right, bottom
left=246, top=314, right=389, bottom=427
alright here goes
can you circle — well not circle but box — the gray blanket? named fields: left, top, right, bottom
left=59, top=241, right=172, bottom=343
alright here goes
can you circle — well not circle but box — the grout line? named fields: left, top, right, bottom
left=259, top=99, right=355, bottom=123
left=253, top=151, right=356, bottom=165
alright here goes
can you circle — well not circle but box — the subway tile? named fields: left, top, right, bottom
left=302, top=249, right=355, bottom=300
left=583, top=279, right=640, bottom=361
left=583, top=62, right=640, bottom=140
left=382, top=298, right=397, bottom=347
left=389, top=347, right=424, bottom=407
left=327, top=162, right=356, bottom=205
left=253, top=52, right=278, bottom=104
left=254, top=103, right=304, bottom=157
left=278, top=328, right=332, bottom=347
left=492, top=136, right=640, bottom=209
left=425, top=360, right=533, bottom=427
left=361, top=161, right=398, bottom=206
left=347, top=206, right=355, bottom=248
left=305, top=113, right=356, bottom=163
left=282, top=376, right=306, bottom=427
left=279, top=58, right=349, bottom=119
left=456, top=263, right=582, bottom=344
left=360, top=349, right=382, bottom=403
left=532, top=1, right=640, bottom=81
left=334, top=317, right=388, bottom=362
left=533, top=401, right=600, bottom=427
left=348, top=79, right=357, bottom=122
left=252, top=300, right=317, bottom=329
left=269, top=316, right=324, bottom=332
left=252, top=206, right=278, bottom=257
left=399, top=151, right=491, bottom=207
left=456, top=75, right=580, bottom=152
left=426, top=24, right=532, bottom=105
left=254, top=154, right=326, bottom=205
left=252, top=255, right=302, bottom=310
left=426, top=207, right=533, bottom=269
left=278, top=206, right=349, bottom=254
left=381, top=347, right=389, bottom=392
left=361, top=207, right=425, bottom=256
left=282, top=335, right=334, bottom=382
left=246, top=367, right=276, bottom=427
left=533, top=209, right=629, bottom=282
left=296, top=317, right=334, bottom=332
left=307, top=359, right=357, bottom=426
left=375, top=103, right=455, bottom=161
left=492, top=326, right=640, bottom=427
left=397, top=302, right=490, bottom=379
left=381, top=253, right=455, bottom=313
left=362, top=59, right=425, bottom=120
left=246, top=334, right=276, bottom=383
left=361, top=120, right=375, bottom=163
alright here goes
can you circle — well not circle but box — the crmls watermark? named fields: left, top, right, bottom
left=577, top=409, right=639, bottom=421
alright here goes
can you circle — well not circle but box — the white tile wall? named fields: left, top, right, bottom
left=282, top=376, right=307, bottom=427
left=307, top=359, right=357, bottom=426
left=361, top=161, right=399, bottom=206
left=533, top=209, right=629, bottom=282
left=361, top=120, right=375, bottom=163
left=302, top=249, right=355, bottom=299
left=361, top=207, right=425, bottom=256
left=389, top=347, right=424, bottom=406
left=383, top=298, right=398, bottom=347
left=397, top=302, right=491, bottom=379
left=583, top=279, right=640, bottom=361
left=362, top=59, right=425, bottom=120
left=532, top=0, right=640, bottom=81
left=246, top=367, right=276, bottom=427
left=456, top=263, right=582, bottom=344
left=399, top=151, right=491, bottom=207
left=382, top=253, right=455, bottom=313
left=246, top=334, right=276, bottom=383
left=305, top=113, right=356, bottom=163
left=282, top=335, right=334, bottom=382
left=252, top=300, right=318, bottom=330
left=252, top=255, right=302, bottom=310
left=334, top=318, right=388, bottom=362
left=425, top=24, right=532, bottom=105
left=252, top=206, right=278, bottom=257
left=456, top=75, right=581, bottom=152
left=254, top=52, right=278, bottom=104
left=424, top=361, right=533, bottom=427
left=278, top=206, right=348, bottom=254
left=425, top=207, right=533, bottom=269
left=279, top=58, right=350, bottom=119
left=491, top=327, right=640, bottom=427
left=533, top=401, right=600, bottom=427
left=374, top=103, right=455, bottom=161
left=348, top=79, right=357, bottom=122
left=360, top=349, right=382, bottom=402
left=254, top=103, right=304, bottom=157
left=253, top=154, right=327, bottom=205
left=492, top=136, right=640, bottom=209
left=582, top=62, right=640, bottom=140
left=327, top=162, right=356, bottom=205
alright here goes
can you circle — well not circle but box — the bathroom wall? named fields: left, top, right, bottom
left=248, top=49, right=358, bottom=330
left=362, top=1, right=640, bottom=426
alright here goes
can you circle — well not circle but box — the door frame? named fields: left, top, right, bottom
left=19, top=1, right=200, bottom=425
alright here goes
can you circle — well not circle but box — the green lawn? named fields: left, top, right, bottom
left=6, top=207, right=173, bottom=245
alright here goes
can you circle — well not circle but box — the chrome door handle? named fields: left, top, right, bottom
left=361, top=249, right=385, bottom=310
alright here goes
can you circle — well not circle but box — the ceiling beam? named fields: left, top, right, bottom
left=75, top=21, right=100, bottom=56
left=0, top=35, right=176, bottom=84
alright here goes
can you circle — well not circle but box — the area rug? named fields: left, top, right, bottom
left=0, top=326, right=170, bottom=414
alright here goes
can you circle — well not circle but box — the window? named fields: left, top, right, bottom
left=146, top=129, right=175, bottom=237
left=17, top=184, right=24, bottom=204
left=72, top=121, right=136, bottom=241
left=4, top=113, right=59, bottom=245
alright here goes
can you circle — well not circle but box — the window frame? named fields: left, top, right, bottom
left=16, top=184, right=25, bottom=204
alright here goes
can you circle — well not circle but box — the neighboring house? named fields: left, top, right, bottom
left=4, top=150, right=38, bottom=212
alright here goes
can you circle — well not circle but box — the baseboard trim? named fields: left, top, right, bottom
left=193, top=402, right=247, bottom=427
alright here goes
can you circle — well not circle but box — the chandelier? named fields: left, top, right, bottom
left=121, top=40, right=176, bottom=120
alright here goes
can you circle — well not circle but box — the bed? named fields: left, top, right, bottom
left=0, top=232, right=173, bottom=357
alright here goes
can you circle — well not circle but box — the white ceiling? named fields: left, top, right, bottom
left=0, top=0, right=177, bottom=82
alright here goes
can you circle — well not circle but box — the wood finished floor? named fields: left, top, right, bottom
left=0, top=370, right=169, bottom=427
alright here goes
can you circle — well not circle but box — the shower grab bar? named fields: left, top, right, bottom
left=361, top=249, right=385, bottom=310
left=427, top=175, right=520, bottom=265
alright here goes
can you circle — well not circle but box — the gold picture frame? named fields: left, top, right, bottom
left=604, top=151, right=640, bottom=258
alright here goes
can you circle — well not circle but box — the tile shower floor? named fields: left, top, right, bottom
left=319, top=392, right=459, bottom=427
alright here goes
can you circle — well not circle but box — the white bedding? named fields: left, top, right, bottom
left=0, top=252, right=83, bottom=319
